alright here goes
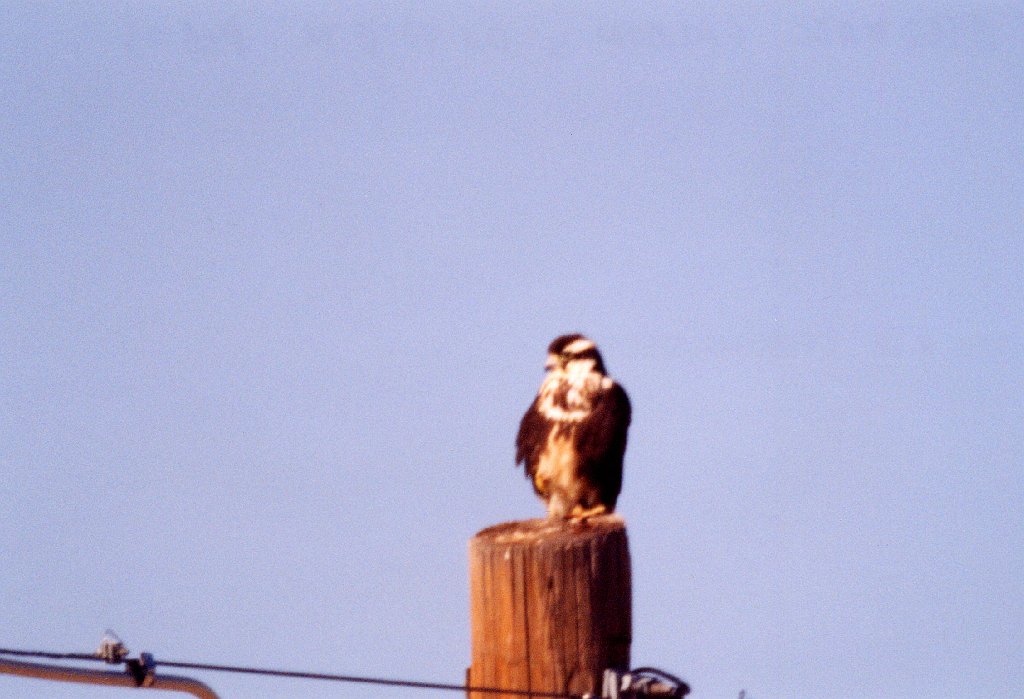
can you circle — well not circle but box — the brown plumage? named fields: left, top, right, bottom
left=515, top=334, right=631, bottom=520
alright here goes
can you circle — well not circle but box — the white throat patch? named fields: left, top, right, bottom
left=536, top=369, right=611, bottom=422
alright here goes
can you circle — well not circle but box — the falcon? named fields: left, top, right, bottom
left=516, top=334, right=631, bottom=520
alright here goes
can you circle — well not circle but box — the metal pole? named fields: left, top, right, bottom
left=0, top=656, right=220, bottom=698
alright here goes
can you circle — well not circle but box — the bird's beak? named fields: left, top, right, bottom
left=544, top=354, right=558, bottom=371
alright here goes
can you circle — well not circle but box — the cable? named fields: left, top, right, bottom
left=0, top=648, right=100, bottom=662
left=156, top=659, right=578, bottom=698
left=0, top=647, right=579, bottom=698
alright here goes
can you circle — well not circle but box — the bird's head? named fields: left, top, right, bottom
left=545, top=333, right=607, bottom=376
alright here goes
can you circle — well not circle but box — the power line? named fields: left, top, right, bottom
left=0, top=648, right=99, bottom=662
left=0, top=647, right=579, bottom=698
left=156, top=658, right=578, bottom=698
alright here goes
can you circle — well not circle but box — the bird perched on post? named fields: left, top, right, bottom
left=516, top=334, right=631, bottom=521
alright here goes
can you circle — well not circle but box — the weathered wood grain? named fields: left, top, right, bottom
left=468, top=516, right=632, bottom=699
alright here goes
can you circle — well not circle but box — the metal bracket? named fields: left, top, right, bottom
left=97, top=630, right=129, bottom=664
left=0, top=655, right=220, bottom=698
left=600, top=667, right=691, bottom=699
left=127, top=652, right=157, bottom=687
left=95, top=631, right=156, bottom=686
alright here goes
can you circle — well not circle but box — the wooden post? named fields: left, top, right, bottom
left=468, top=515, right=631, bottom=699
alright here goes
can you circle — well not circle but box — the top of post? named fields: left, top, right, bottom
left=472, top=514, right=626, bottom=548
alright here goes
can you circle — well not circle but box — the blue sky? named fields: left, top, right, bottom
left=2, top=3, right=1022, bottom=698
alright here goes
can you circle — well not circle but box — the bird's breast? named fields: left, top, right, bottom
left=537, top=373, right=604, bottom=422
left=534, top=426, right=579, bottom=494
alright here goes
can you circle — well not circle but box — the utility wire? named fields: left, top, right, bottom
left=156, top=659, right=578, bottom=698
left=0, top=648, right=100, bottom=662
left=0, top=647, right=579, bottom=698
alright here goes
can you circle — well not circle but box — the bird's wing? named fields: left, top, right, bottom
left=516, top=396, right=549, bottom=480
left=576, top=382, right=631, bottom=505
